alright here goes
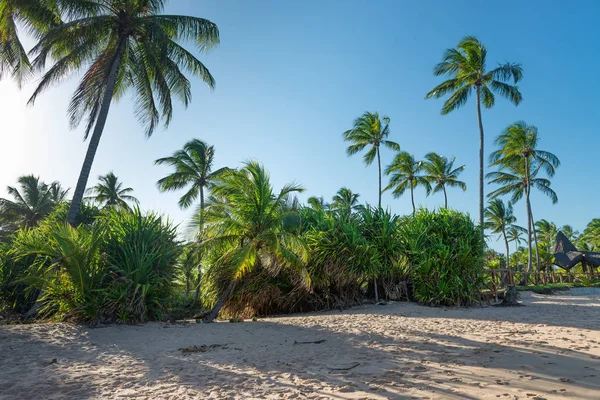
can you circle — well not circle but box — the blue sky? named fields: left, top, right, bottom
left=1, top=0, right=599, bottom=250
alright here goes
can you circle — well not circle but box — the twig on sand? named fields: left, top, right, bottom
left=329, top=363, right=360, bottom=374
left=293, top=339, right=326, bottom=345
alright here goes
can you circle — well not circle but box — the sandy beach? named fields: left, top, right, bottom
left=1, top=291, right=599, bottom=399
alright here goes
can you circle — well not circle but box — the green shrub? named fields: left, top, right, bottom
left=99, top=208, right=181, bottom=322
left=398, top=208, right=484, bottom=306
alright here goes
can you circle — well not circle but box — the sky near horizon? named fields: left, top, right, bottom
left=1, top=0, right=599, bottom=250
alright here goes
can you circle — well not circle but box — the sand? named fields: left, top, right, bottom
left=1, top=291, right=599, bottom=399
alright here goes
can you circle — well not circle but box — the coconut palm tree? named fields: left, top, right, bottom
left=535, top=219, right=558, bottom=270
left=200, top=161, right=309, bottom=322
left=156, top=139, right=228, bottom=213
left=489, top=121, right=560, bottom=274
left=426, top=36, right=523, bottom=228
left=484, top=199, right=516, bottom=271
left=506, top=225, right=526, bottom=252
left=0, top=0, right=59, bottom=86
left=27, top=0, right=220, bottom=225
left=384, top=151, right=430, bottom=215
left=0, top=175, right=62, bottom=228
left=331, top=187, right=360, bottom=215
left=85, top=172, right=138, bottom=210
left=343, top=112, right=400, bottom=208
left=307, top=196, right=327, bottom=211
left=422, top=152, right=466, bottom=208
left=156, top=139, right=229, bottom=303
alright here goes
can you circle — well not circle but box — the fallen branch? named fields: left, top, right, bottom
left=329, top=363, right=360, bottom=374
left=293, top=339, right=326, bottom=345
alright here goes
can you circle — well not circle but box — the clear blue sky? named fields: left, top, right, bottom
left=1, top=0, right=598, bottom=250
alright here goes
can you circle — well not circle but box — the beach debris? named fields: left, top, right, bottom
left=293, top=339, right=326, bottom=345
left=229, top=318, right=244, bottom=323
left=178, top=344, right=230, bottom=354
left=329, top=362, right=360, bottom=374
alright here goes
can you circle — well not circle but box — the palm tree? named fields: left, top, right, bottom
left=489, top=121, right=560, bottom=274
left=426, top=36, right=523, bottom=228
left=200, top=161, right=309, bottom=322
left=535, top=219, right=558, bottom=270
left=0, top=175, right=61, bottom=228
left=27, top=0, right=220, bottom=225
left=422, top=152, right=466, bottom=208
left=506, top=225, right=526, bottom=252
left=343, top=112, right=400, bottom=208
left=156, top=139, right=228, bottom=213
left=85, top=172, right=138, bottom=210
left=331, top=187, right=360, bottom=215
left=156, top=139, right=228, bottom=302
left=484, top=199, right=516, bottom=272
left=0, top=0, right=59, bottom=86
left=307, top=196, right=327, bottom=211
left=384, top=151, right=430, bottom=215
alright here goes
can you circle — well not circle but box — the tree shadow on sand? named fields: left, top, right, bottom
left=2, top=295, right=600, bottom=399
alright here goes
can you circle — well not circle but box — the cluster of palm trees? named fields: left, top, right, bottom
left=0, top=172, right=138, bottom=238
left=343, top=112, right=467, bottom=215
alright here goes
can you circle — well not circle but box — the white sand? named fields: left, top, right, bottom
left=1, top=291, right=600, bottom=399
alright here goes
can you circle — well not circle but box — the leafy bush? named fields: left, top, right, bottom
left=99, top=208, right=181, bottom=322
left=398, top=208, right=484, bottom=306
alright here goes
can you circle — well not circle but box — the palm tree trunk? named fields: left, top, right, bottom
left=502, top=227, right=511, bottom=283
left=530, top=209, right=541, bottom=274
left=525, top=157, right=533, bottom=280
left=66, top=39, right=127, bottom=225
left=374, top=148, right=382, bottom=302
left=475, top=85, right=484, bottom=229
left=192, top=186, right=205, bottom=304
left=203, top=280, right=236, bottom=323
left=410, top=185, right=416, bottom=215
left=377, top=146, right=382, bottom=208
left=443, top=186, right=448, bottom=208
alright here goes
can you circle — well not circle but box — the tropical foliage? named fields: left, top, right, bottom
left=422, top=152, right=466, bottom=208
left=384, top=151, right=430, bottom=215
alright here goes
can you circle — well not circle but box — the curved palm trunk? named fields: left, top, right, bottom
left=203, top=280, right=236, bottom=323
left=475, top=85, right=484, bottom=230
left=410, top=184, right=416, bottom=215
left=524, top=157, right=533, bottom=281
left=376, top=147, right=382, bottom=208
left=192, top=186, right=205, bottom=304
left=66, top=39, right=126, bottom=225
left=443, top=186, right=448, bottom=208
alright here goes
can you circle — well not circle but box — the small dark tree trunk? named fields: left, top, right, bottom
left=66, top=38, right=127, bottom=225
left=202, top=280, right=236, bottom=323
left=500, top=285, right=520, bottom=306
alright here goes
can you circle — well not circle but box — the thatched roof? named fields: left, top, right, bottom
left=553, top=231, right=600, bottom=269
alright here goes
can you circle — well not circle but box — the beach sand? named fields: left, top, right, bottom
left=1, top=291, right=599, bottom=399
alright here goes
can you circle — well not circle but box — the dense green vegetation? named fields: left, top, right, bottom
left=1, top=1, right=596, bottom=323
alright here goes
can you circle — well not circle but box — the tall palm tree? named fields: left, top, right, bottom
left=343, top=112, right=400, bottom=208
left=0, top=174, right=61, bottom=228
left=0, top=0, right=59, bottom=86
left=85, top=172, right=138, bottom=210
left=156, top=139, right=228, bottom=303
left=27, top=0, right=220, bottom=225
left=422, top=152, right=466, bottom=208
left=384, top=151, right=430, bottom=215
left=484, top=199, right=516, bottom=272
left=426, top=36, right=523, bottom=228
left=331, top=187, right=360, bottom=215
left=489, top=121, right=560, bottom=274
left=200, top=161, right=309, bottom=322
